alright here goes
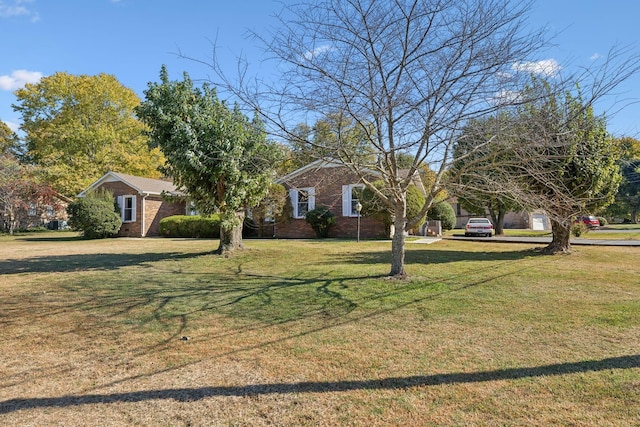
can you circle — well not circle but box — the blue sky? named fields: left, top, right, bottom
left=1, top=0, right=639, bottom=137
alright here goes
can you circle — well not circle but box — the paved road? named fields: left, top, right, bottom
left=443, top=234, right=640, bottom=247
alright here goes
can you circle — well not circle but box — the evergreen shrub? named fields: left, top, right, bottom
left=67, top=189, right=122, bottom=239
left=159, top=215, right=221, bottom=238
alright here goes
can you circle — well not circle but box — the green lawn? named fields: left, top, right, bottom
left=1, top=232, right=639, bottom=426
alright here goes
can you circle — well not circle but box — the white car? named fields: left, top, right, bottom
left=465, top=218, right=494, bottom=237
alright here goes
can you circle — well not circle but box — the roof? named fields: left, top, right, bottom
left=277, top=159, right=426, bottom=194
left=77, top=171, right=183, bottom=197
left=276, top=159, right=379, bottom=184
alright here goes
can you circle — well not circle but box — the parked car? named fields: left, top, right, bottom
left=575, top=215, right=600, bottom=229
left=465, top=218, right=494, bottom=237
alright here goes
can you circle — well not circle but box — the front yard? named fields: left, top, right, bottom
left=1, top=233, right=638, bottom=425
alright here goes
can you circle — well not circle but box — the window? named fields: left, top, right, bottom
left=118, top=195, right=136, bottom=223
left=186, top=201, right=199, bottom=216
left=289, top=187, right=315, bottom=218
left=342, top=184, right=365, bottom=217
left=45, top=205, right=54, bottom=217
left=27, top=203, right=37, bottom=217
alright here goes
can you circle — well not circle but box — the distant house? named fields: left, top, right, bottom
left=78, top=172, right=187, bottom=237
left=274, top=160, right=390, bottom=239
left=1, top=192, right=71, bottom=232
left=449, top=198, right=551, bottom=230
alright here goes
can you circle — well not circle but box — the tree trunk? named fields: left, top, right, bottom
left=389, top=206, right=407, bottom=278
left=217, top=211, right=245, bottom=255
left=8, top=212, right=16, bottom=235
left=489, top=207, right=507, bottom=236
left=542, top=218, right=571, bottom=254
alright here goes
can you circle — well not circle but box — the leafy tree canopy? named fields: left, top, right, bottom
left=12, top=72, right=164, bottom=197
left=0, top=121, right=20, bottom=157
left=136, top=66, right=283, bottom=253
left=509, top=79, right=621, bottom=252
left=287, top=113, right=375, bottom=170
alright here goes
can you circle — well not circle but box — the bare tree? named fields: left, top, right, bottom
left=204, top=0, right=550, bottom=276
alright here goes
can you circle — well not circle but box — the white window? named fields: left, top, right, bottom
left=289, top=187, right=315, bottom=218
left=45, top=205, right=54, bottom=217
left=27, top=203, right=37, bottom=217
left=117, top=195, right=137, bottom=223
left=342, top=184, right=365, bottom=217
left=186, top=201, right=199, bottom=216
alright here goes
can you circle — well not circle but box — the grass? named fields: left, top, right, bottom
left=1, top=232, right=639, bottom=426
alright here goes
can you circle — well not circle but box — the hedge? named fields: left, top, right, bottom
left=159, top=215, right=221, bottom=238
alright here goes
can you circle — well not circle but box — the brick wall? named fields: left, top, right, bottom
left=97, top=182, right=185, bottom=237
left=276, top=166, right=387, bottom=239
left=144, top=196, right=186, bottom=236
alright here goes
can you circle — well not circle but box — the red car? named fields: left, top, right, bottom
left=575, top=215, right=600, bottom=229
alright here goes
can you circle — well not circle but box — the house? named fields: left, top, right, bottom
left=78, top=172, right=187, bottom=237
left=274, top=160, right=390, bottom=239
left=449, top=198, right=551, bottom=230
left=1, top=192, right=71, bottom=232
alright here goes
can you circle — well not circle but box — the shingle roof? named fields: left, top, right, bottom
left=77, top=171, right=184, bottom=197
left=109, top=172, right=181, bottom=195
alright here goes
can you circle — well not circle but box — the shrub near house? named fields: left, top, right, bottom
left=67, top=189, right=122, bottom=239
left=159, top=215, right=221, bottom=238
left=77, top=172, right=187, bottom=237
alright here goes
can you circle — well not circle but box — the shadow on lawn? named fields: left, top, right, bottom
left=0, top=251, right=211, bottom=274
left=1, top=354, right=638, bottom=413
left=322, top=246, right=543, bottom=267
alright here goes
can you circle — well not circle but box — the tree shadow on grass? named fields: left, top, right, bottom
left=320, top=246, right=544, bottom=267
left=0, top=251, right=212, bottom=275
left=1, top=354, right=637, bottom=413
left=15, top=234, right=85, bottom=242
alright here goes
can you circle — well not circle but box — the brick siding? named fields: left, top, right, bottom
left=276, top=165, right=387, bottom=239
left=97, top=181, right=185, bottom=237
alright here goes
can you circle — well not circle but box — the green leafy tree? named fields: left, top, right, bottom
left=613, top=159, right=640, bottom=223
left=361, top=180, right=426, bottom=235
left=512, top=80, right=622, bottom=253
left=12, top=72, right=164, bottom=197
left=287, top=113, right=375, bottom=170
left=0, top=121, right=20, bottom=157
left=67, top=189, right=122, bottom=239
left=427, top=202, right=457, bottom=231
left=136, top=66, right=283, bottom=254
left=606, top=137, right=640, bottom=222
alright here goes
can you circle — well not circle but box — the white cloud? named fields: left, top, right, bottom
left=303, top=45, right=331, bottom=61
left=0, top=69, right=43, bottom=91
left=490, top=89, right=523, bottom=106
left=590, top=53, right=602, bottom=61
left=512, top=59, right=562, bottom=78
left=3, top=120, right=19, bottom=132
left=0, top=0, right=39, bottom=22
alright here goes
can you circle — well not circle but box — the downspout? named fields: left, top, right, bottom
left=141, top=193, right=148, bottom=237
